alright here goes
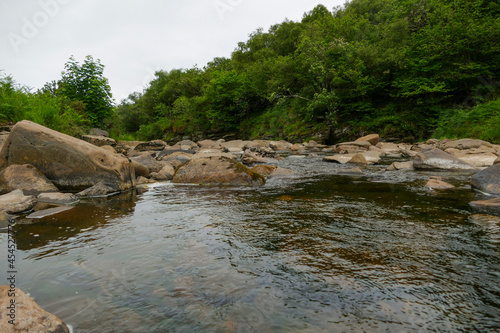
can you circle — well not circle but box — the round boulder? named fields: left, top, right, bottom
left=173, top=156, right=265, bottom=186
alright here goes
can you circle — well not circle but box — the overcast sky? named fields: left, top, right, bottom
left=1, top=0, right=344, bottom=102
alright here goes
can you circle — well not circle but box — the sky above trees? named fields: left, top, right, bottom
left=0, top=0, right=343, bottom=102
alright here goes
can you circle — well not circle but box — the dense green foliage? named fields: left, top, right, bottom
left=0, top=55, right=113, bottom=135
left=110, top=0, right=500, bottom=142
left=0, top=72, right=91, bottom=136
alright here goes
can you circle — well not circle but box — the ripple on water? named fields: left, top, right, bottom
left=5, top=156, right=500, bottom=332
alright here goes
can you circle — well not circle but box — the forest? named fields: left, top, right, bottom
left=1, top=0, right=500, bottom=143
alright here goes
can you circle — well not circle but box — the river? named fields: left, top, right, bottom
left=2, top=155, right=500, bottom=332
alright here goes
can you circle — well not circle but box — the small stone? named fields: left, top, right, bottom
left=425, top=178, right=455, bottom=190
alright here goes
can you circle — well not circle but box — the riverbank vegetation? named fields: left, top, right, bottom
left=1, top=0, right=499, bottom=142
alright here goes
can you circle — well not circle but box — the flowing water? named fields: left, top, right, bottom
left=1, top=155, right=500, bottom=332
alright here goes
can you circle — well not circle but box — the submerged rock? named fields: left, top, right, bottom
left=0, top=120, right=135, bottom=192
left=425, top=178, right=455, bottom=190
left=0, top=286, right=70, bottom=333
left=0, top=190, right=37, bottom=214
left=76, top=182, right=120, bottom=197
left=251, top=165, right=277, bottom=177
left=471, top=163, right=500, bottom=195
left=413, top=148, right=477, bottom=171
left=0, top=164, right=59, bottom=195
left=173, top=156, right=265, bottom=186
left=387, top=161, right=414, bottom=171
left=470, top=198, right=500, bottom=209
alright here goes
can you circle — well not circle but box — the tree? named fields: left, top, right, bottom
left=59, top=55, right=114, bottom=126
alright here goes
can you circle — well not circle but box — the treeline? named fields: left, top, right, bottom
left=0, top=55, right=113, bottom=137
left=1, top=0, right=500, bottom=143
left=112, top=0, right=500, bottom=143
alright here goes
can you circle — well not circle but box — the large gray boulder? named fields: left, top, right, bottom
left=0, top=164, right=59, bottom=195
left=413, top=148, right=477, bottom=171
left=0, top=286, right=70, bottom=333
left=0, top=121, right=135, bottom=191
left=471, top=163, right=500, bottom=195
left=173, top=156, right=265, bottom=186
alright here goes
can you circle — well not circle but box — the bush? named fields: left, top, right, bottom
left=434, top=98, right=500, bottom=143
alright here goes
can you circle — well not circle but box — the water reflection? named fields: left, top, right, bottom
left=2, top=158, right=499, bottom=332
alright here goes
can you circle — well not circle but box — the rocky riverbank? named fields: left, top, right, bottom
left=1, top=121, right=500, bottom=226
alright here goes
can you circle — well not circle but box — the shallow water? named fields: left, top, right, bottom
left=2, top=156, right=500, bottom=332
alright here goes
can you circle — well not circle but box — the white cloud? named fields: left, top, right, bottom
left=0, top=0, right=343, bottom=101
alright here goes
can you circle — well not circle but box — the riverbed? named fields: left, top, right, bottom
left=2, top=155, right=500, bottom=332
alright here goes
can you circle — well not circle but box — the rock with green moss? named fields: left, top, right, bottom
left=173, top=156, right=265, bottom=186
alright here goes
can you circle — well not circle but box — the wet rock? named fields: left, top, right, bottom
left=26, top=206, right=74, bottom=219
left=470, top=198, right=500, bottom=209
left=157, top=149, right=196, bottom=160
left=81, top=135, right=117, bottom=147
left=131, top=154, right=167, bottom=173
left=387, top=161, right=414, bottom=171
left=0, top=211, right=14, bottom=229
left=439, top=138, right=492, bottom=150
left=241, top=151, right=268, bottom=165
left=38, top=192, right=79, bottom=205
left=134, top=140, right=166, bottom=152
left=136, top=176, right=156, bottom=185
left=348, top=153, right=368, bottom=164
left=151, top=165, right=175, bottom=181
left=413, top=148, right=477, bottom=171
left=334, top=141, right=371, bottom=154
left=0, top=164, right=59, bottom=195
left=339, top=166, right=364, bottom=176
left=355, top=134, right=380, bottom=145
left=221, top=140, right=246, bottom=153
left=269, top=167, right=296, bottom=178
left=470, top=214, right=500, bottom=225
left=379, top=142, right=401, bottom=156
left=0, top=190, right=37, bottom=214
left=173, top=156, right=265, bottom=186
left=445, top=146, right=498, bottom=167
left=0, top=121, right=135, bottom=192
left=323, top=154, right=354, bottom=164
left=76, top=182, right=120, bottom=197
left=192, top=152, right=237, bottom=160
left=425, top=178, right=455, bottom=190
left=0, top=286, right=70, bottom=333
left=89, top=128, right=109, bottom=137
left=131, top=160, right=150, bottom=178
left=471, top=163, right=500, bottom=195
left=270, top=140, right=293, bottom=151
left=251, top=165, right=277, bottom=177
left=197, top=139, right=223, bottom=150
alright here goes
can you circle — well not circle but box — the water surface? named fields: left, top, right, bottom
left=1, top=156, right=499, bottom=332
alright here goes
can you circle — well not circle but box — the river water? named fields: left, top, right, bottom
left=2, top=155, right=500, bottom=332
